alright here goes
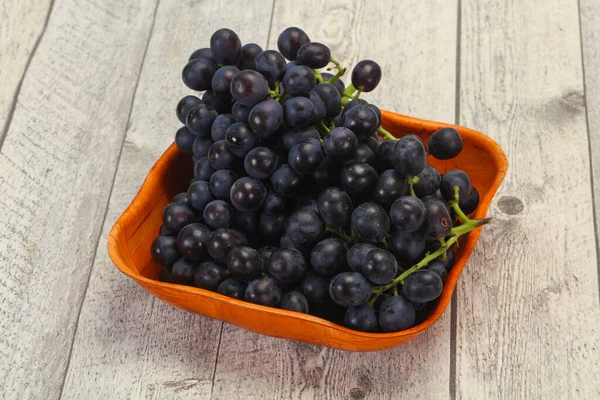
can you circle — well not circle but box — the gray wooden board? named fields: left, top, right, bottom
left=211, top=1, right=459, bottom=399
left=456, top=0, right=600, bottom=398
left=60, top=0, right=274, bottom=398
left=0, top=0, right=159, bottom=398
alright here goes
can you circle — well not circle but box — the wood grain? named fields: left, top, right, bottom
left=212, top=1, right=459, bottom=399
left=0, top=0, right=159, bottom=398
left=456, top=0, right=600, bottom=398
left=60, top=0, right=274, bottom=398
left=0, top=0, right=53, bottom=143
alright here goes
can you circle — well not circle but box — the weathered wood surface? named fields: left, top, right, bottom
left=60, top=1, right=274, bottom=399
left=211, top=1, right=459, bottom=399
left=455, top=0, right=600, bottom=398
left=0, top=0, right=159, bottom=398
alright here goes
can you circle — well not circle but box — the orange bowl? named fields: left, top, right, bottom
left=107, top=110, right=507, bottom=352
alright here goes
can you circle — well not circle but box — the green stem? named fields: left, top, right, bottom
left=313, top=69, right=324, bottom=83
left=408, top=176, right=419, bottom=197
left=393, top=286, right=399, bottom=296
left=343, top=83, right=357, bottom=98
left=367, top=295, right=378, bottom=307
left=381, top=236, right=389, bottom=249
left=325, top=58, right=346, bottom=84
left=377, top=126, right=396, bottom=141
left=319, top=121, right=331, bottom=133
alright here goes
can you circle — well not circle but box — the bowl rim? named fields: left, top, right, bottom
left=107, top=109, right=508, bottom=340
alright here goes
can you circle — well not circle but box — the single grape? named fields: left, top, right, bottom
left=310, top=238, right=348, bottom=276
left=425, top=260, right=448, bottom=283
left=364, top=134, right=381, bottom=156
left=347, top=243, right=377, bottom=272
left=282, top=65, right=316, bottom=96
left=284, top=97, right=315, bottom=128
left=233, top=209, right=259, bottom=235
left=230, top=70, right=269, bottom=106
left=186, top=104, right=218, bottom=137
left=312, top=83, right=342, bottom=118
left=203, top=200, right=234, bottom=229
left=232, top=101, right=251, bottom=122
left=171, top=258, right=197, bottom=285
left=238, top=43, right=263, bottom=70
left=422, top=199, right=452, bottom=239
left=209, top=169, right=238, bottom=200
left=316, top=187, right=353, bottom=229
left=390, top=196, right=426, bottom=232
left=207, top=228, right=248, bottom=262
left=281, top=126, right=320, bottom=152
left=230, top=177, right=267, bottom=212
left=288, top=138, right=324, bottom=174
left=311, top=157, right=342, bottom=189
left=187, top=180, right=214, bottom=213
left=297, top=42, right=331, bottom=68
left=393, top=135, right=426, bottom=175
left=342, top=98, right=368, bottom=115
left=248, top=99, right=283, bottom=137
left=262, top=192, right=286, bottom=214
left=343, top=144, right=375, bottom=166
left=267, top=248, right=307, bottom=283
left=226, top=246, right=263, bottom=281
left=193, top=157, right=216, bottom=181
left=208, top=140, right=238, bottom=169
left=285, top=209, right=324, bottom=244
left=189, top=47, right=217, bottom=64
left=403, top=270, right=443, bottom=303
left=308, top=90, right=327, bottom=125
left=414, top=164, right=441, bottom=197
left=259, top=211, right=286, bottom=241
left=375, top=140, right=397, bottom=171
left=210, top=28, right=242, bottom=65
left=459, top=187, right=480, bottom=215
left=378, top=295, right=415, bottom=332
left=225, top=122, right=260, bottom=157
left=340, top=162, right=378, bottom=202
left=368, top=104, right=382, bottom=126
left=280, top=233, right=312, bottom=257
left=151, top=235, right=180, bottom=266
left=320, top=73, right=345, bottom=96
left=176, top=95, right=202, bottom=124
left=255, top=50, right=287, bottom=87
left=194, top=261, right=227, bottom=291
left=351, top=202, right=390, bottom=243
left=277, top=27, right=311, bottom=60
left=428, top=127, right=463, bottom=160
left=440, top=170, right=472, bottom=202
left=192, top=136, right=214, bottom=159
left=182, top=58, right=217, bottom=91
left=301, top=271, right=330, bottom=304
left=389, top=231, right=425, bottom=265
left=172, top=192, right=190, bottom=206
left=343, top=105, right=379, bottom=142
left=323, top=127, right=358, bottom=158
left=280, top=290, right=310, bottom=313
left=211, top=65, right=240, bottom=97
left=245, top=276, right=282, bottom=306
left=344, top=305, right=380, bottom=332
left=372, top=169, right=408, bottom=210
left=163, top=203, right=196, bottom=233
left=210, top=114, right=235, bottom=141
left=202, top=90, right=231, bottom=114
left=175, top=126, right=196, bottom=153
left=329, top=272, right=372, bottom=307
left=242, top=146, right=278, bottom=179
left=270, top=164, right=303, bottom=195
left=159, top=226, right=176, bottom=238
left=217, top=277, right=247, bottom=299
left=176, top=222, right=211, bottom=260
left=351, top=60, right=381, bottom=92
left=361, top=248, right=397, bottom=285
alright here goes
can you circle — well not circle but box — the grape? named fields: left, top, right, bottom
left=344, top=305, right=379, bottom=332
left=308, top=90, right=327, bottom=124
left=347, top=243, right=377, bottom=272
left=194, top=261, right=227, bottom=291
left=288, top=138, right=324, bottom=174
left=202, top=90, right=231, bottom=114
left=176, top=95, right=202, bottom=124
left=428, top=127, right=463, bottom=160
left=285, top=209, right=324, bottom=244
left=320, top=73, right=345, bottom=96
left=238, top=43, right=263, bottom=70
left=373, top=169, right=408, bottom=210
left=233, top=209, right=259, bottom=234
left=389, top=231, right=425, bottom=265
left=255, top=50, right=287, bottom=86
left=187, top=180, right=214, bottom=213
left=172, top=192, right=190, bottom=206
left=280, top=290, right=310, bottom=313
left=365, top=134, right=381, bottom=155
left=403, top=270, right=443, bottom=303
left=342, top=98, right=368, bottom=115
left=186, top=104, right=218, bottom=136
left=284, top=97, right=315, bottom=127
left=267, top=248, right=307, bottom=283
left=258, top=246, right=277, bottom=266
left=375, top=139, right=397, bottom=171
left=225, top=122, right=260, bottom=157
left=425, top=260, right=448, bottom=283
left=282, top=65, right=316, bottom=96
left=232, top=101, right=251, bottom=122
left=243, top=146, right=278, bottom=179
left=259, top=211, right=286, bottom=241
left=163, top=203, right=196, bottom=233
left=351, top=60, right=382, bottom=92
left=282, top=126, right=320, bottom=152
left=189, top=47, right=217, bottom=64
left=245, top=276, right=282, bottom=306
left=210, top=169, right=238, bottom=199
left=328, top=272, right=372, bottom=307
left=414, top=164, right=441, bottom=197
left=378, top=296, right=415, bottom=332
left=368, top=104, right=382, bottom=126
left=175, top=126, right=196, bottom=153
left=343, top=105, right=379, bottom=142
left=203, top=200, right=234, bottom=229
left=459, top=187, right=480, bottom=215
left=248, top=99, right=283, bottom=137
left=230, top=70, right=269, bottom=106
left=208, top=140, right=238, bottom=169
left=390, top=196, right=426, bottom=232
left=211, top=114, right=235, bottom=141
left=443, top=250, right=456, bottom=270
left=182, top=58, right=217, bottom=91
left=277, top=27, right=311, bottom=60
left=310, top=238, right=348, bottom=276
left=297, top=42, right=331, bottom=68
left=207, top=228, right=248, bottom=261
left=210, top=28, right=242, bottom=65
left=280, top=233, right=312, bottom=257
left=361, top=248, right=397, bottom=285
left=171, top=258, right=197, bottom=285
left=229, top=177, right=267, bottom=211
left=323, top=127, right=358, bottom=158
left=343, top=144, right=375, bottom=166
left=312, top=83, right=342, bottom=118
left=285, top=60, right=299, bottom=71
left=226, top=246, right=263, bottom=281
left=440, top=170, right=472, bottom=202
left=340, top=162, right=378, bottom=202
left=270, top=164, right=303, bottom=195
left=422, top=199, right=452, bottom=239
left=176, top=222, right=211, bottom=260
left=217, top=277, right=247, bottom=300
left=159, top=225, right=176, bottom=238
left=263, top=192, right=286, bottom=214
left=317, top=187, right=353, bottom=229
left=393, top=135, right=426, bottom=175
left=151, top=235, right=180, bottom=266
left=211, top=65, right=240, bottom=97
left=193, top=157, right=217, bottom=181
left=351, top=202, right=390, bottom=243
left=301, top=271, right=330, bottom=304
left=192, top=136, right=214, bottom=159
left=311, top=157, right=341, bottom=189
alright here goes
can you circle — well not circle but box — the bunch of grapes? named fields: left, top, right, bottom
left=151, top=27, right=490, bottom=333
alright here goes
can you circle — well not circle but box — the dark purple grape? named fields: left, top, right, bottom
left=443, top=250, right=456, bottom=270
left=177, top=222, right=211, bottom=260
left=280, top=290, right=310, bottom=313
left=375, top=139, right=397, bottom=171
left=245, top=276, right=282, bottom=306
left=428, top=127, right=463, bottom=160
left=209, top=169, right=238, bottom=200
left=193, top=157, right=216, bottom=181
left=248, top=99, right=283, bottom=137
left=186, top=104, right=218, bottom=137
left=277, top=27, right=311, bottom=61
left=208, top=140, right=238, bottom=169
left=308, top=90, right=327, bottom=125
left=238, top=43, right=263, bottom=70
left=192, top=136, right=213, bottom=159
left=344, top=305, right=380, bottom=332
left=282, top=65, right=316, bottom=96
left=351, top=202, right=390, bottom=243
left=422, top=199, right=452, bottom=239
left=343, top=143, right=375, bottom=166
left=267, top=248, right=307, bottom=283
left=361, top=248, right=397, bottom=285
left=403, top=270, right=443, bottom=303
left=255, top=50, right=287, bottom=86
left=233, top=209, right=259, bottom=235
left=365, top=134, right=381, bottom=155
left=368, top=104, right=382, bottom=126
left=311, top=157, right=341, bottom=189
left=187, top=180, right=214, bottom=213
left=175, top=126, right=196, bottom=153
left=151, top=235, right=180, bottom=266
left=207, top=228, right=248, bottom=262
left=194, top=261, right=227, bottom=291
left=270, top=164, right=303, bottom=195
left=301, top=271, right=330, bottom=304
left=182, top=58, right=217, bottom=91
left=285, top=209, right=324, bottom=244
left=393, top=135, right=426, bottom=175
left=210, top=28, right=242, bottom=65
left=351, top=60, right=381, bottom=92
left=211, top=114, right=235, bottom=141
left=288, top=138, right=324, bottom=175
left=297, top=42, right=331, bottom=68
left=390, top=231, right=425, bottom=266
left=258, top=246, right=277, bottom=266
left=340, top=162, right=378, bottom=202
left=284, top=97, right=314, bottom=127
left=317, top=187, right=353, bottom=229
left=203, top=200, right=234, bottom=229
left=243, top=146, right=278, bottom=179
left=230, top=70, right=269, bottom=106
left=414, top=164, right=441, bottom=197
left=280, top=233, right=312, bottom=257
left=225, top=122, right=260, bottom=157
left=217, top=277, right=247, bottom=299
left=211, top=65, right=240, bottom=97
left=320, top=73, right=345, bottom=96
left=202, top=90, right=231, bottom=114
left=323, top=127, right=358, bottom=158
left=176, top=95, right=202, bottom=124
left=226, top=246, right=263, bottom=281
left=163, top=203, right=196, bottom=233
left=232, top=101, right=251, bottom=122
left=425, top=260, right=448, bottom=283
left=259, top=211, right=286, bottom=241
left=459, top=187, right=480, bottom=215
left=262, top=192, right=286, bottom=214
left=347, top=243, right=377, bottom=272
left=440, top=170, right=472, bottom=202
left=342, top=98, right=368, bottom=115
left=312, top=83, right=342, bottom=118
left=230, top=177, right=267, bottom=211
left=329, top=272, right=372, bottom=307
left=171, top=258, right=197, bottom=285
left=390, top=196, right=426, bottom=232
left=281, top=126, right=320, bottom=152
left=310, top=238, right=348, bottom=276
left=189, top=47, right=217, bottom=64
left=343, top=105, right=379, bottom=142
left=378, top=295, right=415, bottom=332
left=172, top=192, right=190, bottom=206
left=373, top=169, right=408, bottom=210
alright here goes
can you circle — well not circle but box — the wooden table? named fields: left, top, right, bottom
left=1, top=0, right=599, bottom=398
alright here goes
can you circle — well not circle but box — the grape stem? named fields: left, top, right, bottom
left=324, top=58, right=346, bottom=84
left=377, top=126, right=396, bottom=141
left=319, top=121, right=331, bottom=133
left=313, top=69, right=324, bottom=83
left=408, top=176, right=419, bottom=197
left=342, top=83, right=356, bottom=98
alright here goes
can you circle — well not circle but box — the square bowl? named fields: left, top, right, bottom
left=107, top=110, right=507, bottom=352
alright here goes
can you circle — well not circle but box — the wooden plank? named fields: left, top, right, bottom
left=456, top=0, right=600, bottom=398
left=211, top=1, right=459, bottom=399
left=59, top=1, right=275, bottom=398
left=0, top=0, right=159, bottom=398
left=0, top=0, right=53, bottom=143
